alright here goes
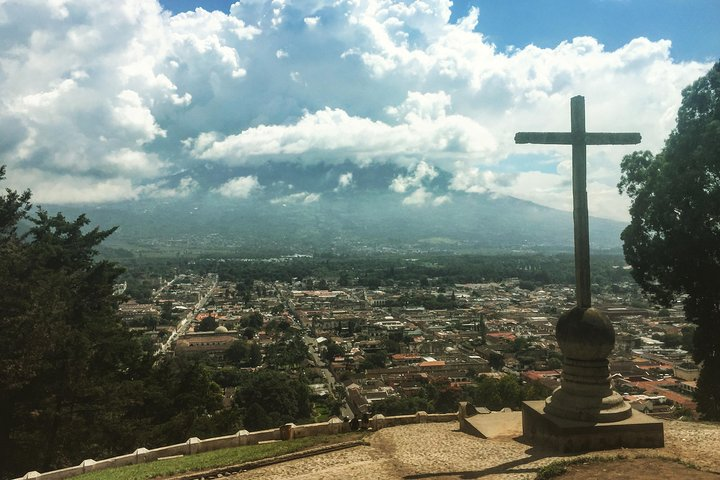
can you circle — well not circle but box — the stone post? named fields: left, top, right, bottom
left=133, top=447, right=150, bottom=464
left=80, top=459, right=97, bottom=473
left=235, top=429, right=250, bottom=446
left=280, top=423, right=295, bottom=441
left=371, top=413, right=385, bottom=430
left=186, top=437, right=201, bottom=455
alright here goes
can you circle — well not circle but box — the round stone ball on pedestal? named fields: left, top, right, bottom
left=556, top=306, right=615, bottom=360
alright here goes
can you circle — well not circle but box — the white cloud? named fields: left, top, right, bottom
left=304, top=16, right=319, bottom=28
left=270, top=191, right=320, bottom=205
left=0, top=0, right=711, bottom=214
left=390, top=161, right=438, bottom=193
left=402, top=187, right=431, bottom=205
left=432, top=194, right=451, bottom=206
left=138, top=176, right=199, bottom=198
left=213, top=175, right=261, bottom=198
left=187, top=93, right=496, bottom=166
left=334, top=172, right=353, bottom=191
left=105, top=148, right=166, bottom=177
left=11, top=168, right=138, bottom=204
left=400, top=186, right=449, bottom=206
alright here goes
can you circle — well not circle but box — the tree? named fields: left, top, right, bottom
left=662, top=333, right=683, bottom=349
left=360, top=351, right=387, bottom=370
left=618, top=61, right=720, bottom=419
left=0, top=167, right=151, bottom=476
left=234, top=370, right=311, bottom=429
left=225, top=341, right=249, bottom=367
left=136, top=356, right=223, bottom=446
left=198, top=315, right=219, bottom=332
left=160, top=301, right=174, bottom=324
left=248, top=341, right=262, bottom=367
left=242, top=311, right=264, bottom=329
left=323, top=341, right=345, bottom=364
left=682, top=325, right=697, bottom=354
left=0, top=165, right=31, bottom=241
left=265, top=334, right=307, bottom=369
left=0, top=168, right=233, bottom=477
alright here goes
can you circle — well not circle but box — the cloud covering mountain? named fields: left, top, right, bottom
left=0, top=0, right=713, bottom=221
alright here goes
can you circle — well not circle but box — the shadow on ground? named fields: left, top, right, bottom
left=404, top=442, right=567, bottom=479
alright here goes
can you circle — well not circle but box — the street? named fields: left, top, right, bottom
left=304, top=335, right=354, bottom=419
left=157, top=273, right=218, bottom=355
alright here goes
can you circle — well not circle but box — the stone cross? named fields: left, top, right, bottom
left=515, top=96, right=641, bottom=308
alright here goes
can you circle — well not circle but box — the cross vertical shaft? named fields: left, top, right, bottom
left=571, top=96, right=591, bottom=308
left=514, top=95, right=641, bottom=310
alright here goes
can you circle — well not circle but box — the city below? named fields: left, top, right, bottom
left=119, top=263, right=698, bottom=423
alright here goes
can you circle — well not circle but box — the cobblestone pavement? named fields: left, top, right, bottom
left=224, top=420, right=720, bottom=480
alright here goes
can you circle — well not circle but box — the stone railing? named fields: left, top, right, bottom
left=15, top=411, right=457, bottom=480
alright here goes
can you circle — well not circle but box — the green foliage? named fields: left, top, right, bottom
left=662, top=333, right=683, bottom=349
left=160, top=301, right=173, bottom=323
left=618, top=61, right=720, bottom=419
left=209, top=252, right=630, bottom=293
left=241, top=311, right=264, bottom=329
left=198, top=315, right=219, bottom=332
left=265, top=318, right=291, bottom=333
left=0, top=169, right=234, bottom=478
left=123, top=276, right=156, bottom=303
left=265, top=333, right=307, bottom=369
left=360, top=351, right=388, bottom=370
left=135, top=356, right=225, bottom=446
left=0, top=170, right=151, bottom=476
left=234, top=370, right=312, bottom=430
left=382, top=338, right=403, bottom=354
left=225, top=341, right=262, bottom=368
left=372, top=374, right=549, bottom=416
left=390, top=292, right=458, bottom=310
left=0, top=165, right=32, bottom=240
left=547, top=357, right=563, bottom=370
left=323, top=341, right=345, bottom=364
left=372, top=396, right=433, bottom=416
left=681, top=325, right=696, bottom=354
left=535, top=461, right=568, bottom=480
left=248, top=341, right=262, bottom=366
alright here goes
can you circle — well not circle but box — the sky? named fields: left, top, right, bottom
left=0, top=0, right=718, bottom=221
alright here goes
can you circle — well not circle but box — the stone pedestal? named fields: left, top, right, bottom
left=521, top=306, right=664, bottom=451
left=545, top=306, right=632, bottom=423
left=522, top=400, right=664, bottom=452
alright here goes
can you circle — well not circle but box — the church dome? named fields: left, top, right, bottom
left=214, top=325, right=229, bottom=334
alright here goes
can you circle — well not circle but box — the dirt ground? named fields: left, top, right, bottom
left=555, top=458, right=720, bottom=479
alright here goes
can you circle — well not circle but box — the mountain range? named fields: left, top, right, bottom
left=45, top=162, right=627, bottom=255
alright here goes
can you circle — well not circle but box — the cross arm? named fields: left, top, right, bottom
left=585, top=132, right=641, bottom=145
left=515, top=132, right=573, bottom=144
left=515, top=132, right=641, bottom=145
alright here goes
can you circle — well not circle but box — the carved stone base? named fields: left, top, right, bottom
left=544, top=357, right=632, bottom=423
left=522, top=400, right=664, bottom=453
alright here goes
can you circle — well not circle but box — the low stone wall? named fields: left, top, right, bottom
left=15, top=412, right=457, bottom=480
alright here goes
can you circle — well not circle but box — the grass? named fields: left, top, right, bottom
left=72, top=432, right=367, bottom=480
left=536, top=455, right=630, bottom=480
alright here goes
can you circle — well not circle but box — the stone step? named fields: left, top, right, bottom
left=462, top=411, right=523, bottom=439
